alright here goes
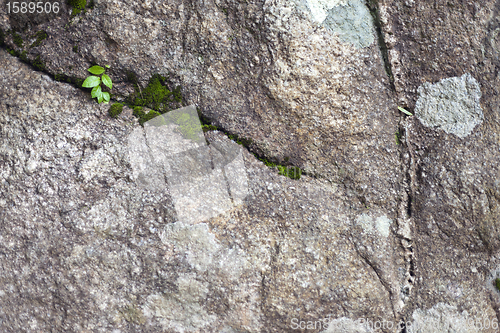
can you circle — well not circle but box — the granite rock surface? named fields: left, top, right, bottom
left=0, top=0, right=500, bottom=332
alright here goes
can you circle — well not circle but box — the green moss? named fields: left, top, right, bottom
left=19, top=51, right=28, bottom=63
left=30, top=30, right=47, bottom=48
left=228, top=133, right=253, bottom=146
left=7, top=48, right=19, bottom=57
left=170, top=112, right=202, bottom=141
left=139, top=110, right=161, bottom=125
left=495, top=278, right=500, bottom=292
left=133, top=106, right=144, bottom=118
left=68, top=0, right=86, bottom=15
left=395, top=131, right=401, bottom=145
left=73, top=45, right=78, bottom=53
left=33, top=55, right=45, bottom=71
left=133, top=106, right=162, bottom=125
left=173, top=85, right=182, bottom=103
left=128, top=74, right=183, bottom=115
left=109, top=103, right=124, bottom=118
left=202, top=124, right=218, bottom=132
left=278, top=165, right=302, bottom=180
left=133, top=74, right=171, bottom=112
left=13, top=32, right=23, bottom=48
left=253, top=153, right=302, bottom=180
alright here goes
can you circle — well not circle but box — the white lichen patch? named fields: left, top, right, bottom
left=375, top=216, right=391, bottom=237
left=355, top=214, right=392, bottom=237
left=322, top=0, right=375, bottom=48
left=414, top=73, right=484, bottom=138
left=407, top=303, right=481, bottom=333
left=305, top=0, right=348, bottom=23
left=295, top=0, right=374, bottom=48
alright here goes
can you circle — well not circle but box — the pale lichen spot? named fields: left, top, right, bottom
left=355, top=214, right=392, bottom=237
left=414, top=73, right=484, bottom=138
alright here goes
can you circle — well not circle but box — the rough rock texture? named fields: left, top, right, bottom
left=1, top=0, right=500, bottom=332
left=0, top=0, right=402, bottom=211
left=0, top=50, right=407, bottom=332
left=379, top=0, right=500, bottom=329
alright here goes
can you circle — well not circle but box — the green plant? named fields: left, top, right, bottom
left=82, top=65, right=112, bottom=104
left=495, top=278, right=500, bottom=292
left=108, top=103, right=123, bottom=118
left=398, top=106, right=413, bottom=116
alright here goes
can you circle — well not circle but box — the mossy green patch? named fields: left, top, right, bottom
left=253, top=153, right=302, bottom=180
left=33, top=55, right=45, bottom=71
left=13, top=32, right=23, bottom=48
left=126, top=73, right=184, bottom=125
left=133, top=106, right=144, bottom=118
left=19, top=51, right=28, bottom=63
left=73, top=45, right=78, bottom=53
left=169, top=112, right=202, bottom=142
left=131, top=74, right=182, bottom=113
left=133, top=106, right=161, bottom=125
left=7, top=48, right=19, bottom=57
left=495, top=278, right=500, bottom=292
left=202, top=124, right=219, bottom=132
left=227, top=133, right=253, bottom=146
left=68, top=0, right=86, bottom=15
left=278, top=165, right=302, bottom=180
left=140, top=110, right=161, bottom=125
left=108, top=103, right=124, bottom=118
left=395, top=131, right=402, bottom=145
left=30, top=30, right=47, bottom=48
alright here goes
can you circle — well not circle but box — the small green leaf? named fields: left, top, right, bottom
left=398, top=106, right=413, bottom=116
left=82, top=76, right=101, bottom=88
left=102, top=74, right=112, bottom=90
left=91, top=85, right=102, bottom=98
left=102, top=92, right=110, bottom=103
left=97, top=93, right=104, bottom=104
left=88, top=65, right=105, bottom=75
left=105, top=64, right=110, bottom=69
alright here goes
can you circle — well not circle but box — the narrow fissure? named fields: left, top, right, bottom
left=366, top=0, right=395, bottom=90
left=396, top=119, right=417, bottom=333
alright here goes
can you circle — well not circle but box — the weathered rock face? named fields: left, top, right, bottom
left=0, top=50, right=406, bottom=332
left=1, top=0, right=500, bottom=332
left=0, top=0, right=403, bottom=211
left=377, top=0, right=500, bottom=330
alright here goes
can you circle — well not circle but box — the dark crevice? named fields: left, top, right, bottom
left=366, top=0, right=395, bottom=90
